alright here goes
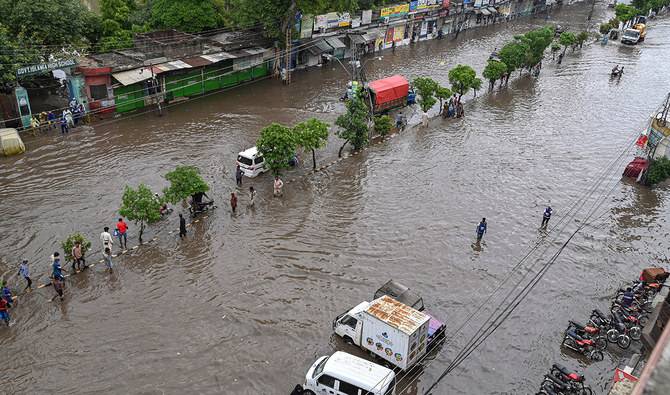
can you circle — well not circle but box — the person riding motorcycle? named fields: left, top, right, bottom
left=190, top=191, right=213, bottom=213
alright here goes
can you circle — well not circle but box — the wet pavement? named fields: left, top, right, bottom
left=1, top=4, right=670, bottom=394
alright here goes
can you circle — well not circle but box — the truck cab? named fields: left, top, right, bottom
left=333, top=301, right=370, bottom=346
left=621, top=28, right=641, bottom=45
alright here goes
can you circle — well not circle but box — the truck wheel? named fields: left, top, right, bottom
left=343, top=336, right=354, bottom=345
left=302, top=391, right=315, bottom=395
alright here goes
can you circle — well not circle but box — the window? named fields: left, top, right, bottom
left=313, top=356, right=329, bottom=378
left=384, top=378, right=396, bottom=395
left=237, top=156, right=253, bottom=166
left=341, top=315, right=358, bottom=330
left=338, top=380, right=362, bottom=395
left=254, top=156, right=264, bottom=165
left=317, top=374, right=336, bottom=388
left=90, top=84, right=108, bottom=101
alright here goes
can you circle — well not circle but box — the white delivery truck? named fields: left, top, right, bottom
left=333, top=295, right=430, bottom=371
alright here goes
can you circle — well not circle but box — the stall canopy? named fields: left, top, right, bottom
left=349, top=34, right=367, bottom=46
left=362, top=30, right=381, bottom=42
left=325, top=37, right=346, bottom=49
left=307, top=39, right=333, bottom=56
left=487, top=6, right=498, bottom=14
left=481, top=8, right=491, bottom=16
left=368, top=75, right=409, bottom=106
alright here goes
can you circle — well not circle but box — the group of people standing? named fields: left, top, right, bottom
left=443, top=94, right=464, bottom=119
left=474, top=205, right=553, bottom=243
left=29, top=99, right=87, bottom=134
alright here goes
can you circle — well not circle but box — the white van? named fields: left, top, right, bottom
left=236, top=146, right=268, bottom=178
left=303, top=351, right=396, bottom=395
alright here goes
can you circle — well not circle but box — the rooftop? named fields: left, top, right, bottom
left=366, top=295, right=430, bottom=335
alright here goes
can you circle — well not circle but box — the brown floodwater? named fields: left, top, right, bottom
left=1, top=4, right=669, bottom=394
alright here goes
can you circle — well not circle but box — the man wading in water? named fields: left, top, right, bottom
left=51, top=252, right=65, bottom=301
left=476, top=218, right=487, bottom=242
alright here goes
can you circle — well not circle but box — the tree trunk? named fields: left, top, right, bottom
left=338, top=140, right=349, bottom=157
left=311, top=148, right=317, bottom=170
left=438, top=99, right=443, bottom=114
left=139, top=222, right=145, bottom=244
left=562, top=46, right=567, bottom=56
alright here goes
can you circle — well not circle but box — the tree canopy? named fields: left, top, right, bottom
left=119, top=183, right=162, bottom=242
left=150, top=0, right=224, bottom=33
left=257, top=123, right=298, bottom=175
left=615, top=4, right=640, bottom=22
left=294, top=118, right=329, bottom=170
left=483, top=60, right=507, bottom=89
left=61, top=233, right=92, bottom=262
left=448, top=65, right=482, bottom=99
left=163, top=166, right=210, bottom=204
left=335, top=96, right=369, bottom=155
left=435, top=86, right=452, bottom=113
left=413, top=77, right=439, bottom=113
left=498, top=42, right=527, bottom=76
left=559, top=32, right=577, bottom=54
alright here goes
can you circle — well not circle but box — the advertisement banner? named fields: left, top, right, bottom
left=385, top=27, right=395, bottom=43
left=380, top=4, right=410, bottom=18
left=481, top=0, right=489, bottom=5
left=442, top=0, right=451, bottom=8
left=326, top=12, right=339, bottom=28
left=393, top=25, right=406, bottom=41
left=474, top=0, right=482, bottom=7
left=410, top=1, right=419, bottom=11
left=314, top=14, right=327, bottom=30
left=300, top=15, right=313, bottom=38
left=362, top=9, right=372, bottom=25
left=337, top=12, right=351, bottom=27
left=351, top=17, right=361, bottom=28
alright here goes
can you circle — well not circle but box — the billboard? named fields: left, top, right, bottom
left=380, top=4, right=410, bottom=18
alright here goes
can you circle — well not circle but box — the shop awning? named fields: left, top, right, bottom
left=112, top=67, right=155, bottom=86
left=481, top=8, right=491, bottom=16
left=488, top=6, right=498, bottom=14
left=474, top=9, right=481, bottom=14
left=325, top=37, right=346, bottom=49
left=153, top=60, right=192, bottom=73
left=201, top=52, right=238, bottom=63
left=307, top=39, right=333, bottom=56
left=362, top=30, right=381, bottom=42
left=348, top=35, right=366, bottom=45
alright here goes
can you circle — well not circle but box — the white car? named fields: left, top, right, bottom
left=303, top=351, right=396, bottom=395
left=236, top=146, right=268, bottom=178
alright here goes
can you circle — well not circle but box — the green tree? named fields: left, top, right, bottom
left=615, top=4, right=640, bottom=23
left=576, top=32, right=589, bottom=49
left=335, top=96, right=369, bottom=157
left=151, top=0, right=224, bottom=32
left=256, top=123, right=298, bottom=175
left=0, top=25, right=39, bottom=88
left=61, top=233, right=92, bottom=263
left=3, top=0, right=95, bottom=56
left=550, top=42, right=561, bottom=60
left=518, top=27, right=553, bottom=69
left=374, top=115, right=392, bottom=136
left=448, top=65, right=482, bottom=99
left=498, top=42, right=527, bottom=83
left=559, top=32, right=577, bottom=55
left=413, top=77, right=439, bottom=113
left=483, top=60, right=507, bottom=90
left=435, top=86, right=452, bottom=114
left=119, top=184, right=162, bottom=243
left=294, top=118, right=329, bottom=170
left=163, top=166, right=210, bottom=204
left=646, top=157, right=670, bottom=185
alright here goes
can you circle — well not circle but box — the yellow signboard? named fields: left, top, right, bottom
left=380, top=4, right=410, bottom=18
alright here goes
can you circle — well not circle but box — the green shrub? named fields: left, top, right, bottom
left=61, top=232, right=92, bottom=262
left=374, top=115, right=392, bottom=136
left=646, top=157, right=670, bottom=185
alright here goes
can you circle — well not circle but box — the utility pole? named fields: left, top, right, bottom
left=285, top=27, right=292, bottom=85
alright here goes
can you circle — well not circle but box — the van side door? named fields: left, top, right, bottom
left=316, top=374, right=338, bottom=394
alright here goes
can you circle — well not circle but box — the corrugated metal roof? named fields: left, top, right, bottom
left=362, top=30, right=381, bottom=42
left=366, top=295, right=430, bottom=335
left=325, top=37, right=346, bottom=49
left=154, top=60, right=192, bottom=72
left=183, top=56, right=213, bottom=68
left=348, top=35, right=367, bottom=45
left=112, top=67, right=154, bottom=86
left=243, top=47, right=267, bottom=55
left=201, top=52, right=237, bottom=63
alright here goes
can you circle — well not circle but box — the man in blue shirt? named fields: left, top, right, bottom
left=476, top=218, right=487, bottom=241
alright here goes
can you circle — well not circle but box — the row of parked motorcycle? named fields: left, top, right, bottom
left=537, top=267, right=668, bottom=395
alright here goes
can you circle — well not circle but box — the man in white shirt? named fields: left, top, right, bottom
left=100, top=226, right=113, bottom=254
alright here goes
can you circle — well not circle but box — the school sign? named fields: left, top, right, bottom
left=16, top=59, right=77, bottom=77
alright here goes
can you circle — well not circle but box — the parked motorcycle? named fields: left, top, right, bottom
left=562, top=326, right=604, bottom=361
left=549, top=363, right=593, bottom=395
left=566, top=321, right=607, bottom=351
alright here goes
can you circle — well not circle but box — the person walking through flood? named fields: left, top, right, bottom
left=476, top=218, right=487, bottom=241
left=72, top=241, right=86, bottom=271
left=179, top=214, right=187, bottom=238
left=60, top=115, right=69, bottom=134
left=273, top=176, right=284, bottom=197
left=0, top=297, right=10, bottom=326
left=235, top=165, right=243, bottom=187
left=17, top=260, right=32, bottom=290
left=230, top=192, right=238, bottom=213
left=1, top=281, right=13, bottom=308
left=116, top=217, right=129, bottom=250
left=52, top=252, right=65, bottom=301
left=541, top=206, right=553, bottom=228
left=249, top=186, right=256, bottom=207
left=100, top=227, right=113, bottom=254
left=103, top=248, right=113, bottom=272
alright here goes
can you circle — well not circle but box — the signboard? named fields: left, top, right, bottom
left=314, top=14, right=328, bottom=30
left=338, top=12, right=351, bottom=27
left=410, top=1, right=419, bottom=11
left=351, top=17, right=361, bottom=28
left=443, top=0, right=451, bottom=8
left=300, top=15, right=313, bottom=38
left=362, top=9, right=372, bottom=25
left=380, top=4, right=410, bottom=18
left=385, top=27, right=395, bottom=44
left=17, top=59, right=77, bottom=77
left=474, top=0, right=482, bottom=7
left=481, top=0, right=490, bottom=5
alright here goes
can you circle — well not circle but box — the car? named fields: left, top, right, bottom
left=302, top=351, right=396, bottom=395
left=236, top=146, right=268, bottom=178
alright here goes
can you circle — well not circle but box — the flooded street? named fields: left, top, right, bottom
left=1, top=4, right=670, bottom=394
